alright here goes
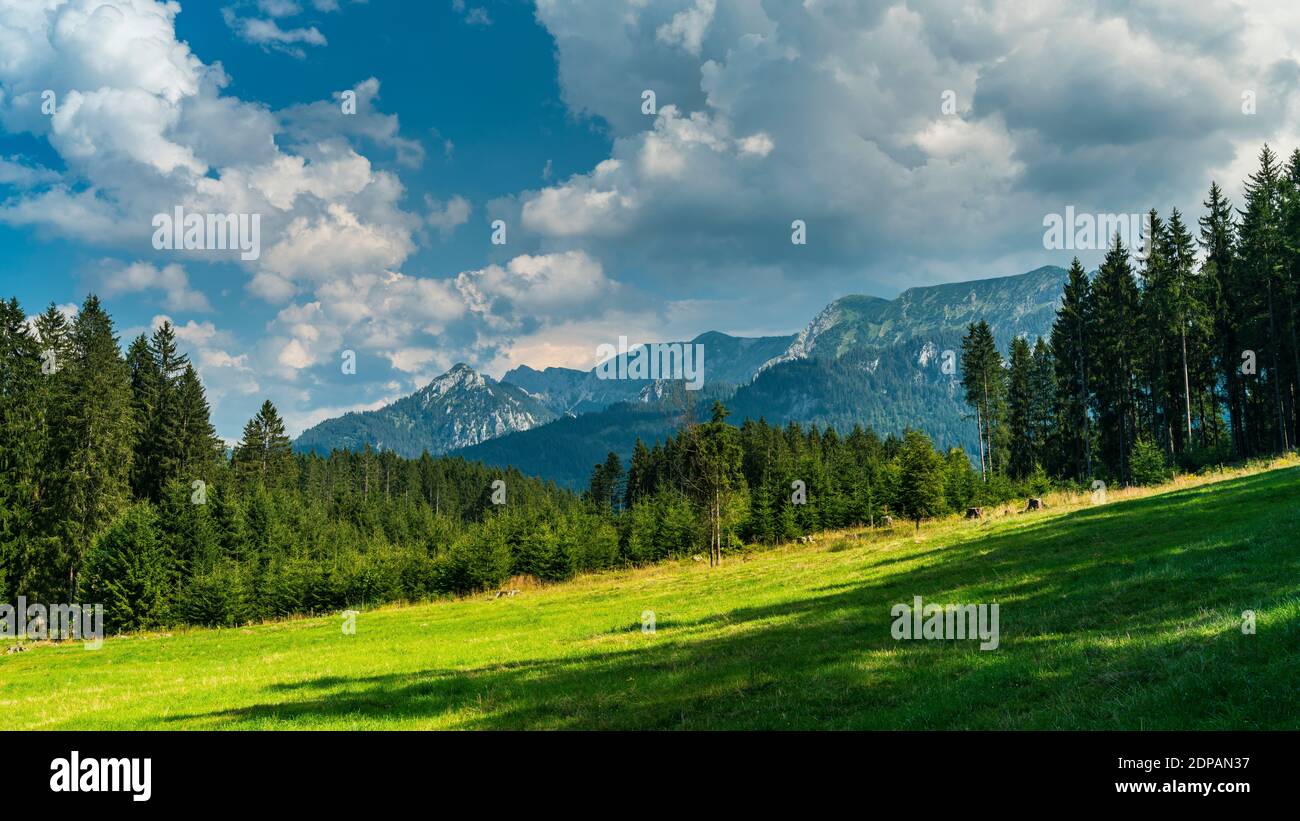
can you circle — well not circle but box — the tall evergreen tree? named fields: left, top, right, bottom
left=0, top=299, right=48, bottom=599
left=959, top=320, right=1007, bottom=479
left=1006, top=335, right=1036, bottom=480
left=1199, top=181, right=1242, bottom=455
left=1090, top=235, right=1143, bottom=483
left=1050, top=258, right=1093, bottom=480
left=49, top=295, right=135, bottom=595
left=1236, top=145, right=1290, bottom=452
left=232, top=400, right=295, bottom=488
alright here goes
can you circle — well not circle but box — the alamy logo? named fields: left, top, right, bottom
left=0, top=596, right=103, bottom=649
left=890, top=595, right=1000, bottom=650
left=1042, top=207, right=1151, bottom=261
left=151, top=206, right=261, bottom=260
left=594, top=336, right=705, bottom=391
left=50, top=751, right=151, bottom=802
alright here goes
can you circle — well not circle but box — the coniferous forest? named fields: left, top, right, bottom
left=3, top=145, right=1300, bottom=632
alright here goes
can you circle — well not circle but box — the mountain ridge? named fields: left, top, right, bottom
left=297, top=264, right=1071, bottom=480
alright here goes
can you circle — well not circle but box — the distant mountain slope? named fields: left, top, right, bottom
left=733, top=265, right=1069, bottom=453
left=295, top=363, right=557, bottom=458
left=453, top=402, right=684, bottom=490
left=502, top=330, right=795, bottom=415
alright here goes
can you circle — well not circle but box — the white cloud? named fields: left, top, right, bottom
left=425, top=194, right=471, bottom=237
left=222, top=7, right=327, bottom=59
left=0, top=156, right=60, bottom=186
left=455, top=251, right=616, bottom=326
left=97, top=260, right=213, bottom=313
left=656, top=0, right=715, bottom=56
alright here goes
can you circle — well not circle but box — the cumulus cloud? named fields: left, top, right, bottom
left=0, top=0, right=455, bottom=437
left=523, top=0, right=1300, bottom=304
left=95, top=260, right=213, bottom=313
left=455, top=251, right=619, bottom=331
left=280, top=78, right=426, bottom=168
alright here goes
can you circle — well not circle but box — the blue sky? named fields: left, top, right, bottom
left=2, top=0, right=1299, bottom=442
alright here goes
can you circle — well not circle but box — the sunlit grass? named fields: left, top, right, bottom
left=2, top=457, right=1297, bottom=729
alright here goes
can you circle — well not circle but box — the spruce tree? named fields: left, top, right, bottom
left=1050, top=258, right=1093, bottom=480
left=896, top=429, right=945, bottom=531
left=0, top=299, right=47, bottom=600
left=233, top=400, right=294, bottom=488
left=1198, top=182, right=1242, bottom=455
left=126, top=334, right=160, bottom=498
left=50, top=295, right=135, bottom=596
left=1006, top=335, right=1035, bottom=479
left=1089, top=236, right=1142, bottom=483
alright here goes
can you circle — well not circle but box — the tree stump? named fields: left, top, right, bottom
left=880, top=515, right=894, bottom=527
left=965, top=507, right=982, bottom=519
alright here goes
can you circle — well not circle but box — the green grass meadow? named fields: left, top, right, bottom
left=3, top=463, right=1298, bottom=730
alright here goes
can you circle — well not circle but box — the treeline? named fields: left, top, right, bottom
left=586, top=404, right=1030, bottom=564
left=0, top=298, right=603, bottom=630
left=966, top=145, right=1300, bottom=485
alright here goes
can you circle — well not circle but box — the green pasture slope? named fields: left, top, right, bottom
left=3, top=465, right=1298, bottom=730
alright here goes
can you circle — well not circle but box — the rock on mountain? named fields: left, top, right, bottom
left=294, top=363, right=557, bottom=458
left=729, top=265, right=1070, bottom=452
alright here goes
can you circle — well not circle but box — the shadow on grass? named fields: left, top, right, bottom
left=164, top=468, right=1300, bottom=730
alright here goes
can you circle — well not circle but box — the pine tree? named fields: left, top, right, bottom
left=233, top=400, right=295, bottom=488
left=1199, top=181, right=1242, bottom=455
left=1050, top=258, right=1093, bottom=480
left=960, top=320, right=1006, bottom=479
left=1236, top=145, right=1290, bottom=452
left=1006, top=335, right=1035, bottom=479
left=1165, top=209, right=1203, bottom=454
left=172, top=364, right=223, bottom=480
left=896, top=429, right=945, bottom=531
left=0, top=298, right=48, bottom=600
left=1028, top=337, right=1056, bottom=472
left=126, top=334, right=160, bottom=498
left=142, top=321, right=192, bottom=499
left=681, top=401, right=744, bottom=566
left=624, top=438, right=652, bottom=508
left=1090, top=235, right=1143, bottom=483
left=49, top=295, right=135, bottom=596
left=82, top=502, right=169, bottom=632
left=1138, top=209, right=1173, bottom=452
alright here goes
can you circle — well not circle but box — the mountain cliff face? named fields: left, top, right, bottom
left=729, top=264, right=1069, bottom=448
left=294, top=363, right=557, bottom=458
left=762, top=265, right=1068, bottom=366
left=297, top=266, right=1071, bottom=484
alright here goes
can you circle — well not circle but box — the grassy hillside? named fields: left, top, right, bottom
left=3, top=461, right=1298, bottom=730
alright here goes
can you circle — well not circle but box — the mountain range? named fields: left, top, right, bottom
left=295, top=265, right=1071, bottom=487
